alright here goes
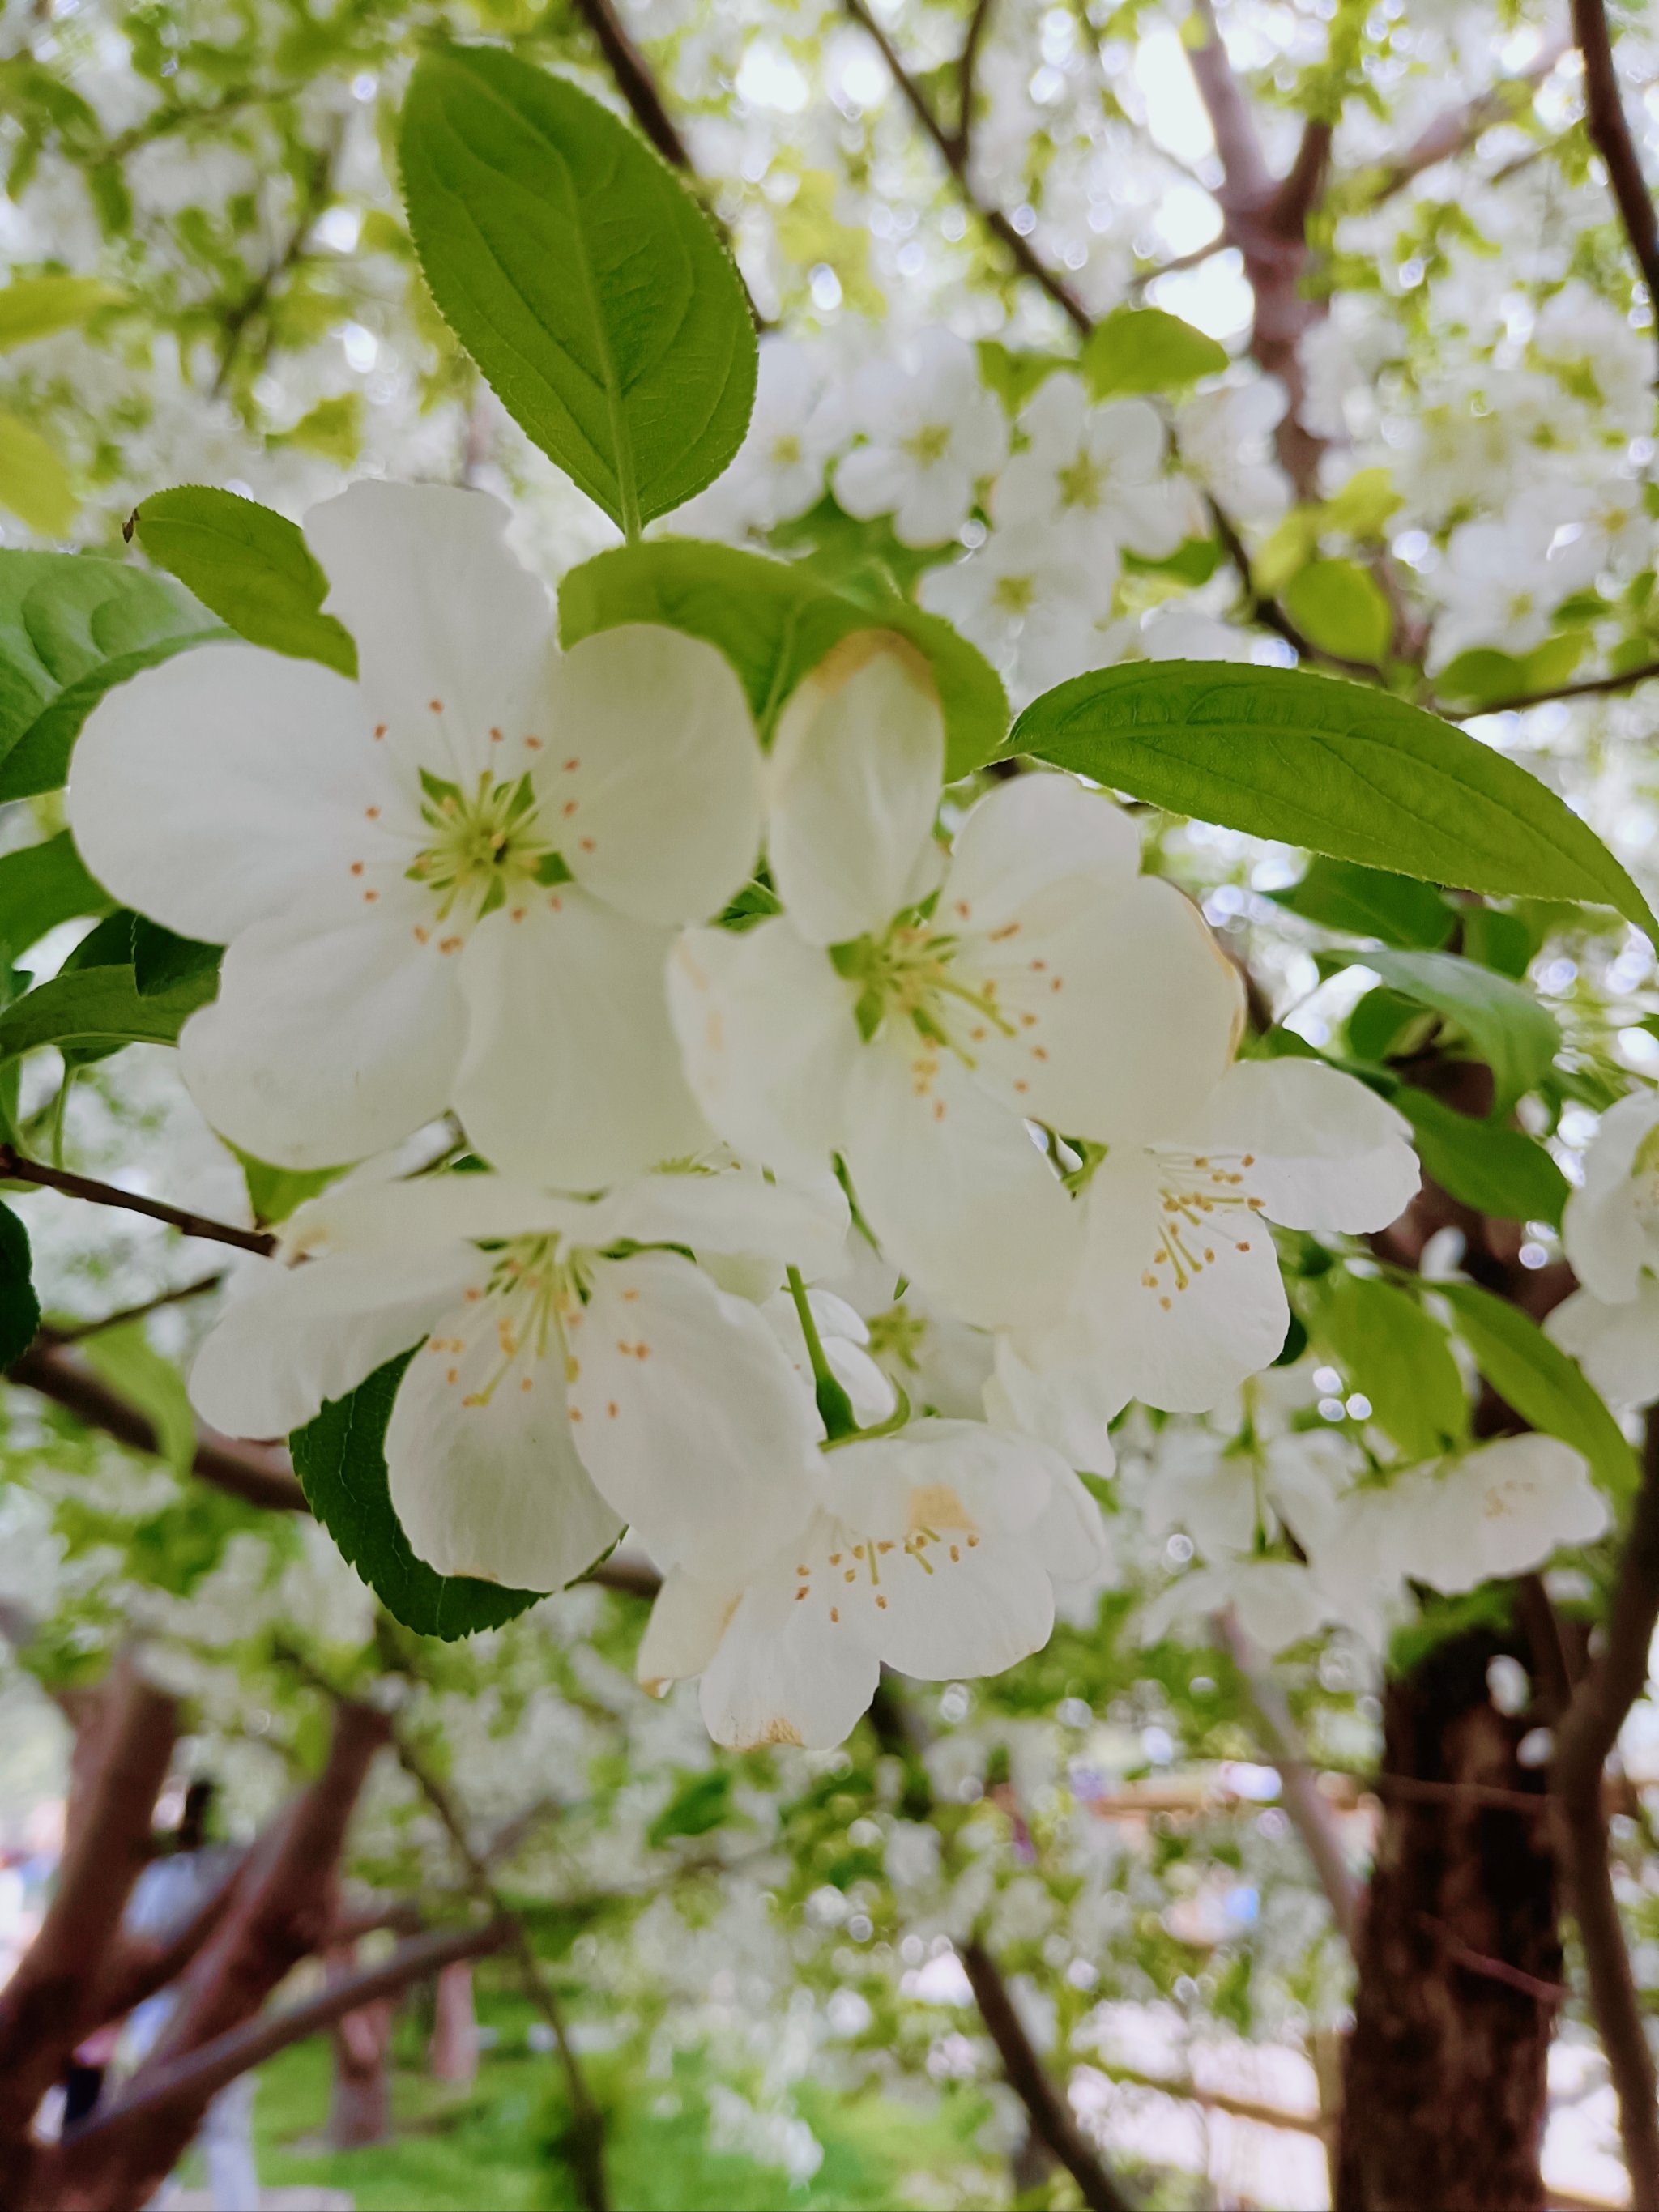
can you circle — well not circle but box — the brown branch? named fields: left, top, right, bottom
left=0, top=1144, right=275, bottom=1255
left=48, top=1272, right=225, bottom=1344
left=1416, top=1912, right=1569, bottom=2007
left=0, top=1655, right=176, bottom=2142
left=213, top=129, right=339, bottom=397
left=1186, top=0, right=1273, bottom=200
left=567, top=0, right=695, bottom=171
left=85, top=1854, right=251, bottom=2032
left=1369, top=34, right=1572, bottom=203
left=1443, top=655, right=1659, bottom=718
left=1550, top=1405, right=1659, bottom=2206
left=839, top=0, right=1091, bottom=334
left=1215, top=1609, right=1363, bottom=1948
left=1571, top=0, right=1659, bottom=344
left=1271, top=118, right=1333, bottom=238
left=64, top=1922, right=510, bottom=2150
left=953, top=0, right=1000, bottom=160
left=11, top=1340, right=306, bottom=1514
left=960, top=1940, right=1135, bottom=2212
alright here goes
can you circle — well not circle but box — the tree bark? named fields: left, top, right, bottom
left=429, top=1960, right=480, bottom=2085
left=326, top=1945, right=395, bottom=2150
left=1336, top=1627, right=1562, bottom=2210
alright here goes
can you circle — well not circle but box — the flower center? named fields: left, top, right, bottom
left=408, top=770, right=567, bottom=926
left=436, top=1234, right=591, bottom=1411
left=902, top=421, right=952, bottom=467
left=865, top=1303, right=928, bottom=1371
left=790, top=1490, right=982, bottom=1622
left=830, top=920, right=1015, bottom=1057
left=992, top=573, right=1037, bottom=616
left=1138, top=1150, right=1269, bottom=1311
left=770, top=433, right=804, bottom=467
left=1056, top=452, right=1108, bottom=511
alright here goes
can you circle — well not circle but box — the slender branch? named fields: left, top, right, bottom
left=1215, top=1609, right=1363, bottom=1949
left=839, top=0, right=1091, bottom=333
left=0, top=1144, right=275, bottom=1255
left=1368, top=34, right=1572, bottom=203
left=960, top=1939, right=1135, bottom=2212
left=1571, top=0, right=1659, bottom=343
left=48, top=1272, right=225, bottom=1344
left=1550, top=1405, right=1659, bottom=2206
left=1443, top=655, right=1659, bottom=719
left=1415, top=1911, right=1569, bottom=2006
left=1187, top=0, right=1273, bottom=201
left=65, top=1922, right=510, bottom=2147
left=953, top=0, right=1000, bottom=160
left=214, top=128, right=339, bottom=396
left=11, top=1340, right=306, bottom=1514
left=566, top=0, right=695, bottom=171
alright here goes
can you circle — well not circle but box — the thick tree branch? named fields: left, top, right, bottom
left=11, top=1340, right=307, bottom=1514
left=0, top=1145, right=275, bottom=1255
left=1550, top=1405, right=1659, bottom=2207
left=839, top=0, right=1091, bottom=334
left=1187, top=0, right=1273, bottom=202
left=1216, top=1609, right=1363, bottom=1948
left=63, top=1922, right=510, bottom=2150
left=567, top=0, right=695, bottom=171
left=1571, top=0, right=1659, bottom=341
left=960, top=1938, right=1135, bottom=2212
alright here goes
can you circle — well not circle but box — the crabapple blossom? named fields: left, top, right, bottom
left=991, top=377, right=1189, bottom=561
left=68, top=481, right=761, bottom=1183
left=635, top=1421, right=1108, bottom=1749
left=1546, top=1089, right=1659, bottom=1405
left=918, top=521, right=1115, bottom=703
left=1426, top=501, right=1605, bottom=669
left=189, top=1165, right=847, bottom=1591
left=832, top=330, right=1009, bottom=548
left=676, top=335, right=843, bottom=539
left=668, top=636, right=1242, bottom=1331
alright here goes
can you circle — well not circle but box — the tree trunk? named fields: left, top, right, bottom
left=1336, top=1627, right=1561, bottom=2211
left=326, top=1965, right=394, bottom=2149
left=429, top=1960, right=479, bottom=2086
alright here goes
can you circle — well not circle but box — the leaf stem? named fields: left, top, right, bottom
left=786, top=1264, right=858, bottom=1441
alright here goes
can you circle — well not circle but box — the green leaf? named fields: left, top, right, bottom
left=0, top=550, right=222, bottom=799
left=1007, top=663, right=1659, bottom=944
left=401, top=47, right=757, bottom=535
left=647, top=1767, right=738, bottom=1848
left=558, top=539, right=1008, bottom=778
left=0, top=1200, right=40, bottom=1367
left=130, top=917, right=222, bottom=998
left=1282, top=559, right=1392, bottom=664
left=976, top=340, right=1068, bottom=413
left=289, top=1351, right=545, bottom=1640
left=0, top=411, right=77, bottom=536
left=134, top=486, right=356, bottom=677
left=0, top=275, right=122, bottom=352
left=0, top=832, right=112, bottom=962
left=1082, top=305, right=1227, bottom=399
left=1388, top=1085, right=1569, bottom=1227
left=1317, top=1271, right=1467, bottom=1459
left=1270, top=855, right=1454, bottom=948
left=1358, top=949, right=1559, bottom=1110
left=1436, top=1279, right=1638, bottom=1499
left=237, top=1150, right=343, bottom=1228
left=0, top=960, right=218, bottom=1065
left=1435, top=632, right=1588, bottom=712
left=81, top=1323, right=195, bottom=1479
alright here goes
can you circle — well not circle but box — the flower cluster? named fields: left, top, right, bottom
left=67, top=479, right=1421, bottom=1748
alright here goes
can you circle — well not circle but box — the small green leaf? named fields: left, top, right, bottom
left=1437, top=1279, right=1638, bottom=1499
left=1388, top=1085, right=1569, bottom=1227
left=1317, top=1272, right=1467, bottom=1460
left=0, top=832, right=112, bottom=961
left=1006, top=663, right=1659, bottom=944
left=0, top=411, right=77, bottom=536
left=1282, top=559, right=1392, bottom=665
left=289, top=1351, right=546, bottom=1640
left=0, top=275, right=122, bottom=352
left=401, top=47, right=757, bottom=535
left=647, top=1768, right=738, bottom=1848
left=0, top=960, right=218, bottom=1065
left=134, top=486, right=356, bottom=677
left=976, top=339, right=1068, bottom=413
left=1358, top=949, right=1559, bottom=1110
left=1082, top=305, right=1227, bottom=399
left=558, top=539, right=1008, bottom=778
left=237, top=1151, right=343, bottom=1228
left=1435, top=632, right=1588, bottom=712
left=130, top=917, right=222, bottom=998
left=0, top=550, right=222, bottom=799
left=1270, top=856, right=1454, bottom=948
left=0, top=1200, right=40, bottom=1367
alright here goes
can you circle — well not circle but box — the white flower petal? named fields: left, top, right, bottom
left=700, top=1560, right=882, bottom=1750
left=844, top=1038, right=1079, bottom=1331
left=282, top=1174, right=588, bottom=1259
left=179, top=884, right=465, bottom=1168
left=1415, top=1434, right=1608, bottom=1594
left=1078, top=1148, right=1290, bottom=1412
left=636, top=1569, right=742, bottom=1694
left=545, top=626, right=761, bottom=927
left=668, top=921, right=858, bottom=1181
left=1546, top=1281, right=1659, bottom=1408
left=1029, top=1464, right=1112, bottom=1585
left=566, top=1252, right=821, bottom=1579
left=386, top=1299, right=621, bottom=1591
left=67, top=642, right=392, bottom=943
left=1561, top=1092, right=1659, bottom=1302
left=943, top=773, right=1140, bottom=938
left=1174, top=1057, right=1419, bottom=1233
left=987, top=1320, right=1120, bottom=1476
left=454, top=890, right=708, bottom=1189
left=587, top=1166, right=848, bottom=1277
left=189, top=1247, right=483, bottom=1439
left=305, top=481, right=553, bottom=786
left=766, top=634, right=945, bottom=945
